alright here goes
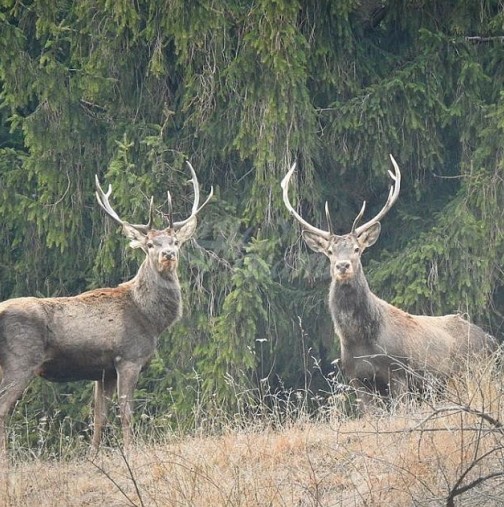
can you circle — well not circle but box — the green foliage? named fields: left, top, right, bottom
left=0, top=0, right=503, bottom=451
left=197, top=237, right=276, bottom=408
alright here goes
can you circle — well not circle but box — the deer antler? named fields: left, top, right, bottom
left=350, top=202, right=367, bottom=234
left=95, top=176, right=155, bottom=235
left=281, top=163, right=332, bottom=240
left=97, top=162, right=213, bottom=234
left=171, top=161, right=214, bottom=229
left=352, top=154, right=401, bottom=236
left=282, top=155, right=401, bottom=239
left=165, top=191, right=174, bottom=230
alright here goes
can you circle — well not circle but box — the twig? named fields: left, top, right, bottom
left=413, top=404, right=504, bottom=434
left=88, top=435, right=145, bottom=507
left=447, top=472, right=504, bottom=506
left=89, top=459, right=140, bottom=507
left=117, top=444, right=146, bottom=507
left=338, top=426, right=503, bottom=436
left=446, top=446, right=504, bottom=507
left=464, top=36, right=504, bottom=43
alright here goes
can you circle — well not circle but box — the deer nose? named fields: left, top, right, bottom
left=162, top=250, right=176, bottom=260
left=335, top=261, right=351, bottom=273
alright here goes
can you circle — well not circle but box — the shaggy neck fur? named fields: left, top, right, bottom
left=328, top=267, right=382, bottom=345
left=127, top=258, right=182, bottom=335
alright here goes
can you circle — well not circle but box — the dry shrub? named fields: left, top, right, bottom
left=1, top=352, right=504, bottom=506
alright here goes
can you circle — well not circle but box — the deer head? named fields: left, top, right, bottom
left=281, top=155, right=401, bottom=283
left=95, top=162, right=213, bottom=276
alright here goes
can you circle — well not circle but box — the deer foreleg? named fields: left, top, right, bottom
left=0, top=370, right=34, bottom=456
left=116, top=361, right=142, bottom=452
left=91, top=374, right=116, bottom=451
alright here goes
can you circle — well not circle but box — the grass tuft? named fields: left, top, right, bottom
left=2, top=351, right=504, bottom=506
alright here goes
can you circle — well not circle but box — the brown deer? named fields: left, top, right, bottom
left=0, top=162, right=212, bottom=453
left=282, top=155, right=496, bottom=408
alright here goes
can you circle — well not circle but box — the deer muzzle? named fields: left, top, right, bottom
left=336, top=260, right=351, bottom=273
left=334, top=260, right=353, bottom=281
left=162, top=250, right=177, bottom=261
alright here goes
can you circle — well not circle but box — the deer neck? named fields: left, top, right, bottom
left=127, top=259, right=182, bottom=335
left=328, top=269, right=382, bottom=344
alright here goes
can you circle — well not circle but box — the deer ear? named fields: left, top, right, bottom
left=175, top=216, right=197, bottom=244
left=302, top=231, right=330, bottom=253
left=121, top=223, right=148, bottom=249
left=357, top=222, right=381, bottom=249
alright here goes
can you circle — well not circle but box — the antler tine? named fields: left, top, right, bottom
left=351, top=201, right=367, bottom=234
left=281, top=163, right=332, bottom=240
left=129, top=196, right=155, bottom=231
left=172, top=161, right=213, bottom=229
left=324, top=201, right=334, bottom=236
left=146, top=196, right=155, bottom=229
left=185, top=161, right=200, bottom=216
left=175, top=185, right=214, bottom=226
left=95, top=175, right=125, bottom=226
left=95, top=175, right=152, bottom=234
left=166, top=191, right=174, bottom=230
left=192, top=185, right=214, bottom=213
left=353, top=154, right=401, bottom=236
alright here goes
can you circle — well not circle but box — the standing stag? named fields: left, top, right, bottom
left=282, top=155, right=496, bottom=408
left=0, top=162, right=212, bottom=453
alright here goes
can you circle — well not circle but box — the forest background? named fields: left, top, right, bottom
left=0, top=0, right=503, bottom=451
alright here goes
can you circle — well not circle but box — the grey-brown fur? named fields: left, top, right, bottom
left=282, top=156, right=496, bottom=409
left=318, top=230, right=495, bottom=405
left=0, top=163, right=212, bottom=453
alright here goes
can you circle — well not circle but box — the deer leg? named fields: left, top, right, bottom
left=389, top=375, right=409, bottom=401
left=0, top=370, right=34, bottom=454
left=349, top=378, right=376, bottom=414
left=91, top=374, right=116, bottom=451
left=116, top=361, right=142, bottom=452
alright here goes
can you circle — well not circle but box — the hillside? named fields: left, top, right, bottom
left=2, top=359, right=503, bottom=507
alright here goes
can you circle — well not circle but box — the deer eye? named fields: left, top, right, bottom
left=146, top=241, right=154, bottom=249
left=174, top=240, right=180, bottom=246
left=354, top=246, right=360, bottom=253
left=327, top=248, right=333, bottom=255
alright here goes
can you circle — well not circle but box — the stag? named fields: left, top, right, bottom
left=0, top=162, right=212, bottom=453
left=282, top=155, right=496, bottom=408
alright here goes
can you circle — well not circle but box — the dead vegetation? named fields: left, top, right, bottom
left=1, top=354, right=503, bottom=507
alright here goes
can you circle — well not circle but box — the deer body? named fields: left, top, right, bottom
left=282, top=156, right=495, bottom=407
left=0, top=275, right=180, bottom=383
left=0, top=163, right=212, bottom=453
left=329, top=263, right=491, bottom=399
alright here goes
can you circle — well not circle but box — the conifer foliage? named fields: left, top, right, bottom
left=0, top=0, right=502, bottom=448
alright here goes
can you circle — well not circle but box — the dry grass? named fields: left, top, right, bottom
left=1, top=356, right=504, bottom=506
